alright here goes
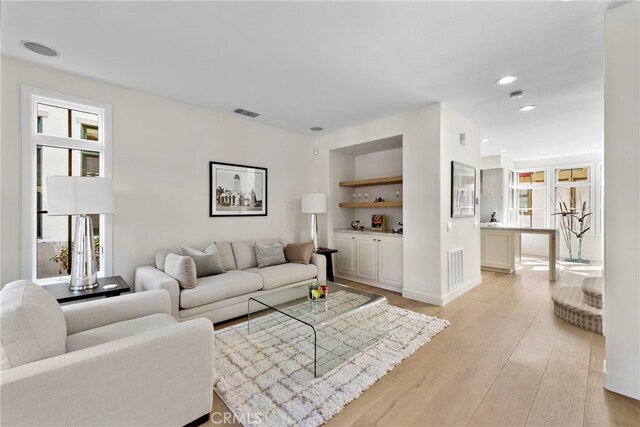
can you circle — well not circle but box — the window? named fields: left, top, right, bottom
left=513, top=170, right=548, bottom=228
left=22, top=87, right=112, bottom=283
left=507, top=164, right=599, bottom=235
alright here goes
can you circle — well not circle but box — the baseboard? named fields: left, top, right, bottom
left=604, top=362, right=640, bottom=400
left=401, top=289, right=444, bottom=306
left=402, top=276, right=482, bottom=306
left=442, top=275, right=482, bottom=305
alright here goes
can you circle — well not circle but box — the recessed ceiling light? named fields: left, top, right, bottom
left=20, top=41, right=59, bottom=57
left=496, top=75, right=518, bottom=85
left=499, top=149, right=507, bottom=153
left=539, top=150, right=547, bottom=154
left=510, top=91, right=524, bottom=100
left=519, top=105, right=537, bottom=112
left=481, top=138, right=489, bottom=143
left=310, top=127, right=324, bottom=132
left=590, top=144, right=600, bottom=148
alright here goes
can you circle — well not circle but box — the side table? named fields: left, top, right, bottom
left=315, top=247, right=338, bottom=282
left=45, top=276, right=131, bottom=304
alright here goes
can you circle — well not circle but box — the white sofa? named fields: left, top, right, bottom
left=135, top=238, right=326, bottom=324
left=0, top=280, right=214, bottom=427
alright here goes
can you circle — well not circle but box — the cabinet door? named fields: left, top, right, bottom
left=378, top=238, right=403, bottom=286
left=336, top=234, right=355, bottom=276
left=481, top=230, right=513, bottom=270
left=356, top=236, right=378, bottom=281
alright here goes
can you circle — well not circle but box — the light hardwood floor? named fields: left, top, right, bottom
left=205, top=257, right=640, bottom=426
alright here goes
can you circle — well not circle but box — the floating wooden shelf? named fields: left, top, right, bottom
left=339, top=201, right=403, bottom=208
left=339, top=175, right=403, bottom=188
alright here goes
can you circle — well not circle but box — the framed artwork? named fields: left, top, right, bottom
left=209, top=161, right=267, bottom=217
left=451, top=161, right=476, bottom=218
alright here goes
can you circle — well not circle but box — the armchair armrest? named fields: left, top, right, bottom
left=0, top=318, right=214, bottom=427
left=311, top=253, right=327, bottom=282
left=62, top=289, right=171, bottom=335
left=135, top=265, right=180, bottom=318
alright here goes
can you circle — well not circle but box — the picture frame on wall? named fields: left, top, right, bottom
left=209, top=161, right=267, bottom=217
left=451, top=160, right=476, bottom=218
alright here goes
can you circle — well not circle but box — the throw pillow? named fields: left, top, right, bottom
left=182, top=245, right=225, bottom=277
left=284, top=242, right=314, bottom=264
left=255, top=242, right=286, bottom=268
left=164, top=253, right=197, bottom=289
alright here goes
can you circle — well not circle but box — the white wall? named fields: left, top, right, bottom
left=603, top=1, right=640, bottom=400
left=1, top=56, right=316, bottom=285
left=316, top=103, right=480, bottom=305
left=439, top=104, right=481, bottom=302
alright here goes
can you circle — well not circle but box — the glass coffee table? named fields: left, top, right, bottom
left=247, top=281, right=388, bottom=378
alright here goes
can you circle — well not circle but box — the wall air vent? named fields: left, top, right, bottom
left=233, top=108, right=260, bottom=118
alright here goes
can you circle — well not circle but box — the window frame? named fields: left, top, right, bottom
left=552, top=162, right=597, bottom=237
left=510, top=168, right=551, bottom=228
left=21, top=86, right=113, bottom=284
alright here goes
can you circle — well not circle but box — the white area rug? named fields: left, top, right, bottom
left=214, top=292, right=449, bottom=427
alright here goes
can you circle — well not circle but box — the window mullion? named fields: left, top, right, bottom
left=33, top=134, right=103, bottom=152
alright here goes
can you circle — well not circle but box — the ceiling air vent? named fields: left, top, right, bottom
left=233, top=108, right=260, bottom=118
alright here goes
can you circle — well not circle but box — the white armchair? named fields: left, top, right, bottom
left=0, top=280, right=214, bottom=427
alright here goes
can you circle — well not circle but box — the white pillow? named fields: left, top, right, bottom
left=164, top=253, right=197, bottom=289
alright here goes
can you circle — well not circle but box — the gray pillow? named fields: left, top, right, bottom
left=165, top=253, right=197, bottom=289
left=255, top=242, right=286, bottom=268
left=182, top=244, right=225, bottom=277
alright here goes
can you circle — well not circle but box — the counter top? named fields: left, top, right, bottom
left=335, top=228, right=403, bottom=238
left=480, top=225, right=557, bottom=233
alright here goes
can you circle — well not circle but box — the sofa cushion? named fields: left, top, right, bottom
left=165, top=253, right=197, bottom=289
left=255, top=242, right=286, bottom=268
left=0, top=280, right=67, bottom=370
left=231, top=241, right=257, bottom=270
left=155, top=247, right=182, bottom=271
left=66, top=313, right=177, bottom=353
left=180, top=271, right=263, bottom=309
left=183, top=245, right=225, bottom=277
left=245, top=263, right=318, bottom=290
left=284, top=242, right=314, bottom=264
left=215, top=241, right=237, bottom=271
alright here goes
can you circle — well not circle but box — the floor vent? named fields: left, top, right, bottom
left=233, top=108, right=260, bottom=118
left=448, top=248, right=464, bottom=291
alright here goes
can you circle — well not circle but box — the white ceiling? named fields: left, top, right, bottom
left=1, top=1, right=618, bottom=160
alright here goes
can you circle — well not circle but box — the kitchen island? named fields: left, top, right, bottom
left=481, top=225, right=559, bottom=281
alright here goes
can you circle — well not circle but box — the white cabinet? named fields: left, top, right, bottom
left=336, top=234, right=356, bottom=276
left=334, top=232, right=403, bottom=291
left=356, top=236, right=378, bottom=280
left=481, top=229, right=516, bottom=272
left=377, top=238, right=403, bottom=286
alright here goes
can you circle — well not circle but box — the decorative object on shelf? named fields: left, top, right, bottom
left=308, top=282, right=328, bottom=301
left=364, top=192, right=368, bottom=202
left=350, top=220, right=362, bottom=230
left=490, top=212, right=498, bottom=222
left=552, top=199, right=592, bottom=263
left=302, top=193, right=328, bottom=252
left=46, top=176, right=114, bottom=291
left=210, top=161, right=267, bottom=217
left=352, top=193, right=356, bottom=202
left=395, top=189, right=401, bottom=200
left=358, top=193, right=362, bottom=202
left=371, top=214, right=386, bottom=231
left=451, top=161, right=476, bottom=218
left=392, top=221, right=403, bottom=234
left=374, top=197, right=385, bottom=202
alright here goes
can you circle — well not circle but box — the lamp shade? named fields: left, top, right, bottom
left=301, top=193, right=327, bottom=214
left=46, top=176, right=114, bottom=215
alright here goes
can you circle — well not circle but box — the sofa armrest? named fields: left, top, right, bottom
left=0, top=318, right=213, bottom=427
left=311, top=253, right=327, bottom=282
left=135, top=265, right=181, bottom=319
left=62, top=289, right=171, bottom=335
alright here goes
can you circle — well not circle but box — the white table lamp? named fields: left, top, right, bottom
left=301, top=193, right=327, bottom=252
left=47, top=176, right=114, bottom=290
